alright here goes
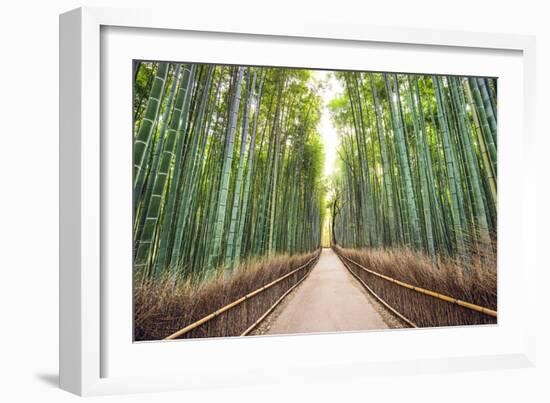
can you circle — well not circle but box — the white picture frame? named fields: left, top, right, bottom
left=59, top=6, right=537, bottom=396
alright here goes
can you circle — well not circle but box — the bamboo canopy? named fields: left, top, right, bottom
left=329, top=72, right=497, bottom=261
left=133, top=64, right=325, bottom=281
left=133, top=63, right=497, bottom=281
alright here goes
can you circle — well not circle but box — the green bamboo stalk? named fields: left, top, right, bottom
left=206, top=66, right=246, bottom=275
left=468, top=77, right=497, bottom=177
left=450, top=77, right=490, bottom=242
left=234, top=69, right=265, bottom=267
left=134, top=64, right=193, bottom=276
left=432, top=76, right=466, bottom=258
left=169, top=66, right=214, bottom=270
left=267, top=71, right=285, bottom=256
left=477, top=77, right=497, bottom=146
left=224, top=69, right=256, bottom=273
left=407, top=76, right=435, bottom=258
left=153, top=65, right=199, bottom=273
left=133, top=63, right=169, bottom=192
left=385, top=74, right=422, bottom=250
left=133, top=64, right=179, bottom=246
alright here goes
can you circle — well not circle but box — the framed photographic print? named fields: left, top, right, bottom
left=60, top=6, right=536, bottom=396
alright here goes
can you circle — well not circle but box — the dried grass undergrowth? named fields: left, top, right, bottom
left=134, top=252, right=318, bottom=341
left=334, top=245, right=497, bottom=327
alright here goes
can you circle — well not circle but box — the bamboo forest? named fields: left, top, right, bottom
left=133, top=61, right=497, bottom=341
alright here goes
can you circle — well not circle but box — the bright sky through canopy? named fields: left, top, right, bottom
left=313, top=70, right=343, bottom=178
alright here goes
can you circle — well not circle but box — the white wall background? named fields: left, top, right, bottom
left=0, top=0, right=547, bottom=401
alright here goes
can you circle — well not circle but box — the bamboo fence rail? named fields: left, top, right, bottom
left=335, top=249, right=497, bottom=318
left=164, top=251, right=320, bottom=340
left=337, top=253, right=417, bottom=327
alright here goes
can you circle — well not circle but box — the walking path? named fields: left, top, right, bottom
left=263, top=248, right=400, bottom=335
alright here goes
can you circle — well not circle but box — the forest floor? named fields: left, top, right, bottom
left=252, top=248, right=404, bottom=336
